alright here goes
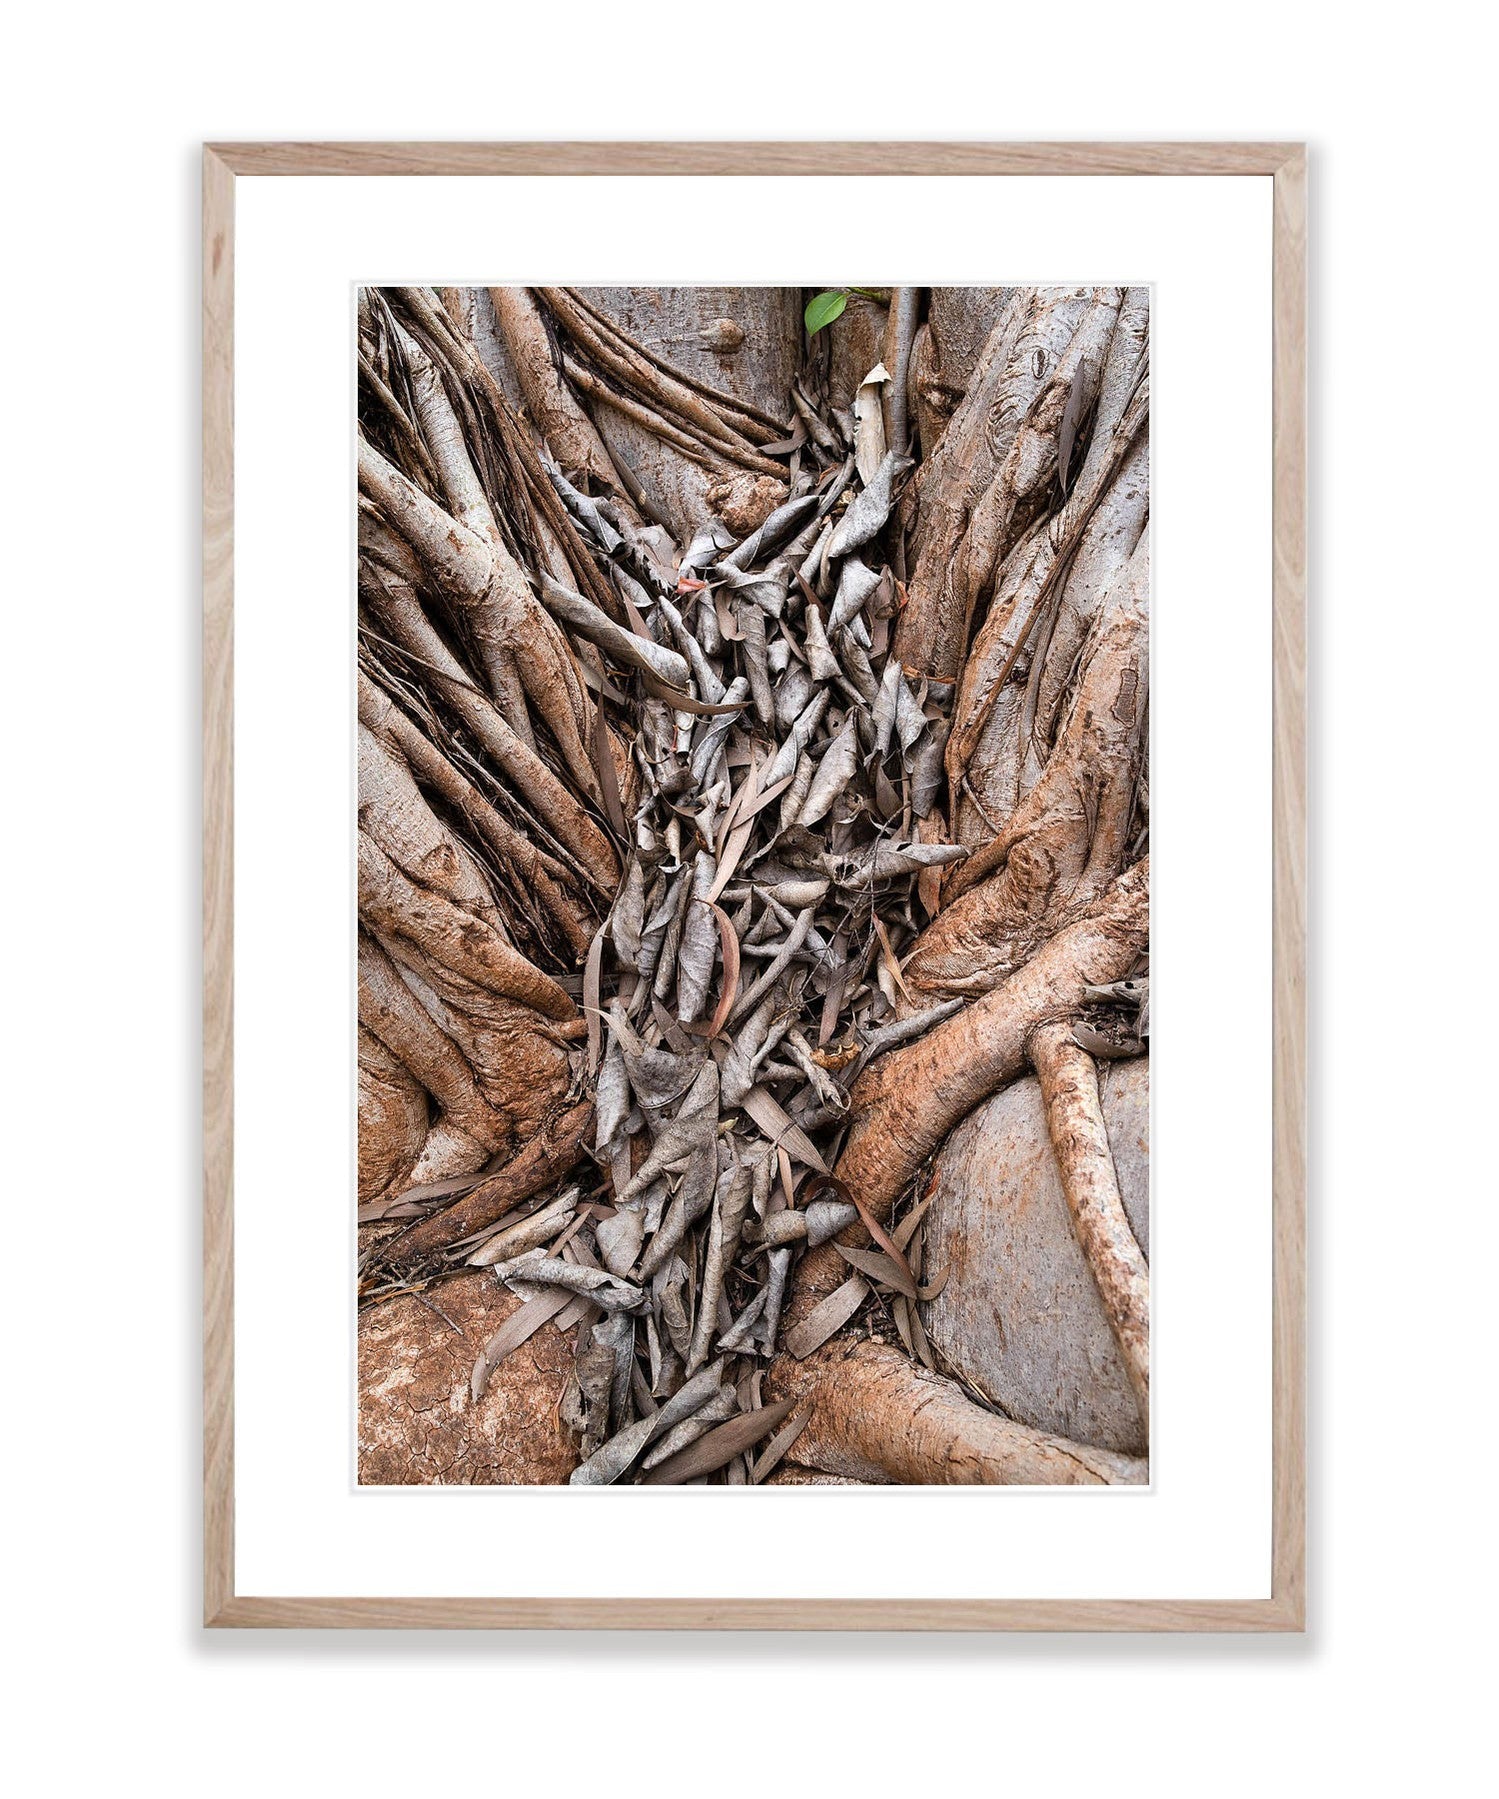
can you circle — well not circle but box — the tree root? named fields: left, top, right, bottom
left=905, top=536, right=1148, bottom=997
left=487, top=285, right=622, bottom=495
left=897, top=287, right=1124, bottom=683
left=356, top=730, right=576, bottom=1024
left=765, top=1337, right=1145, bottom=1485
left=357, top=1027, right=427, bottom=1201
left=359, top=553, right=617, bottom=894
left=561, top=352, right=733, bottom=472
left=538, top=286, right=787, bottom=468
left=358, top=435, right=601, bottom=803
left=359, top=672, right=594, bottom=961
left=1029, top=1021, right=1150, bottom=1419
left=391, top=1098, right=594, bottom=1264
left=355, top=285, right=1153, bottom=1488
left=393, top=285, right=627, bottom=622
left=834, top=857, right=1150, bottom=1221
left=882, top=286, right=921, bottom=460
left=358, top=933, right=511, bottom=1154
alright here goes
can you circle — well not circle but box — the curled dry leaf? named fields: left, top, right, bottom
left=638, top=1398, right=797, bottom=1484
left=784, top=1275, right=871, bottom=1361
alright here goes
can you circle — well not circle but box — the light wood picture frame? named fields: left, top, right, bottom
left=203, top=140, right=1306, bottom=1630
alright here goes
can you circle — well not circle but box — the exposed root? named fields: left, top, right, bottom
left=354, top=285, right=1154, bottom=1488
left=766, top=1337, right=1145, bottom=1485
left=358, top=933, right=511, bottom=1154
left=881, top=285, right=921, bottom=460
left=943, top=370, right=1149, bottom=862
left=487, top=285, right=621, bottom=494
left=359, top=672, right=594, bottom=961
left=357, top=729, right=576, bottom=1023
left=357, top=1027, right=428, bottom=1201
left=897, top=287, right=1124, bottom=683
left=539, top=286, right=790, bottom=459
left=906, top=536, right=1149, bottom=997
left=391, top=1098, right=594, bottom=1264
left=834, top=858, right=1150, bottom=1221
left=387, top=283, right=627, bottom=621
left=1029, top=1021, right=1150, bottom=1419
left=359, top=550, right=617, bottom=894
left=358, top=435, right=601, bottom=801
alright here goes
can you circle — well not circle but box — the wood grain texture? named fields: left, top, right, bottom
left=206, top=141, right=1300, bottom=178
left=1270, top=146, right=1308, bottom=1633
left=202, top=141, right=1307, bottom=1631
left=210, top=1594, right=1301, bottom=1630
left=203, top=145, right=235, bottom=1628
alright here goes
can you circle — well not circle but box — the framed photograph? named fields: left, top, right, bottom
left=204, top=141, right=1305, bottom=1628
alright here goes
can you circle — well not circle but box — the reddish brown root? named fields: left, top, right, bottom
left=834, top=857, right=1149, bottom=1221
left=355, top=821, right=574, bottom=1023
left=1029, top=1022, right=1150, bottom=1418
left=358, top=937, right=508, bottom=1154
left=392, top=1098, right=594, bottom=1263
left=765, top=1337, right=1145, bottom=1486
left=357, top=1028, right=428, bottom=1201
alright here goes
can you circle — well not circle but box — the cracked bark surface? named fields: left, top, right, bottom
left=359, top=1273, right=576, bottom=1485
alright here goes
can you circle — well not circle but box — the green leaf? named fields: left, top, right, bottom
left=804, top=290, right=848, bottom=335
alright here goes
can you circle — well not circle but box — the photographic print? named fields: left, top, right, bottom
left=356, top=283, right=1150, bottom=1488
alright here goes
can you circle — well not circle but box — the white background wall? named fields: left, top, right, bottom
left=5, top=5, right=1491, bottom=1793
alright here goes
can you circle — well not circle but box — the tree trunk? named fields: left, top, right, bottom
left=356, top=284, right=1151, bottom=1486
